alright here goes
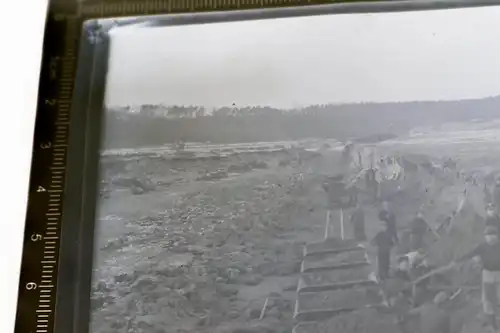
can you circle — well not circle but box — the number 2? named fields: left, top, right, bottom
left=37, top=186, right=46, bottom=192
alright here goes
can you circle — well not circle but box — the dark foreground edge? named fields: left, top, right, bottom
left=53, top=22, right=109, bottom=333
left=56, top=1, right=500, bottom=333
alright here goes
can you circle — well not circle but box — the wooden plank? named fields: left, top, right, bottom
left=294, top=307, right=354, bottom=322
left=297, top=279, right=376, bottom=293
left=301, top=266, right=372, bottom=286
left=297, top=288, right=382, bottom=313
left=304, top=238, right=362, bottom=257
left=301, top=250, right=369, bottom=273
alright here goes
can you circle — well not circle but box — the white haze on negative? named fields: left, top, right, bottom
left=104, top=6, right=500, bottom=109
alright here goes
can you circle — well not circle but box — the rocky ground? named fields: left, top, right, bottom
left=91, top=149, right=335, bottom=333
left=90, top=123, right=500, bottom=333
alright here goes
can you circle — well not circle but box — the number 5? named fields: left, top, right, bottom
left=31, top=234, right=42, bottom=242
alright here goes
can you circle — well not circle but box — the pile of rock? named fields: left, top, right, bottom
left=109, top=175, right=157, bottom=195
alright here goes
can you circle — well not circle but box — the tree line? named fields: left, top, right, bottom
left=102, top=96, right=500, bottom=149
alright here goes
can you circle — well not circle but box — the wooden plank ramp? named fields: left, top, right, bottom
left=292, top=210, right=385, bottom=333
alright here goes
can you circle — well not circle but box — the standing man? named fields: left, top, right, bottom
left=494, top=178, right=500, bottom=210
left=365, top=167, right=378, bottom=200
left=379, top=201, right=399, bottom=245
left=341, top=143, right=353, bottom=172
left=485, top=204, right=500, bottom=231
left=409, top=211, right=429, bottom=251
left=485, top=183, right=493, bottom=206
left=350, top=203, right=366, bottom=242
left=453, top=226, right=500, bottom=331
left=372, top=222, right=395, bottom=281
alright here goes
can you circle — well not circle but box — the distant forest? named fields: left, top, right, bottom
left=102, top=97, right=500, bottom=149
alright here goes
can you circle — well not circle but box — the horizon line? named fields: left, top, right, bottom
left=106, top=94, right=500, bottom=110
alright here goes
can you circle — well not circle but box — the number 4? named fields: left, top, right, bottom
left=37, top=186, right=46, bottom=192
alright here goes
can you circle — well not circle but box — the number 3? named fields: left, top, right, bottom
left=40, top=142, right=51, bottom=149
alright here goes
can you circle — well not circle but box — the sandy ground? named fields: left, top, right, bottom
left=90, top=120, right=500, bottom=333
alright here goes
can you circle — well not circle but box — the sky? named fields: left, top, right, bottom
left=105, top=6, right=500, bottom=109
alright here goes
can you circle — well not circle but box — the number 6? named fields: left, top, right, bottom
left=26, top=282, right=37, bottom=290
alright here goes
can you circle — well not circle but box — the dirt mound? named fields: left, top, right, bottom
left=110, top=175, right=157, bottom=194
left=421, top=182, right=486, bottom=285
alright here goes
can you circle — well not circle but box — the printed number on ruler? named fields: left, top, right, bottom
left=25, top=233, right=44, bottom=292
left=41, top=142, right=52, bottom=149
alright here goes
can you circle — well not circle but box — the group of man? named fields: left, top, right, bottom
left=348, top=201, right=450, bottom=333
left=348, top=198, right=500, bottom=332
left=338, top=147, right=500, bottom=332
left=349, top=201, right=425, bottom=281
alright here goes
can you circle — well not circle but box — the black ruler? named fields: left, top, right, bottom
left=14, top=6, right=80, bottom=333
